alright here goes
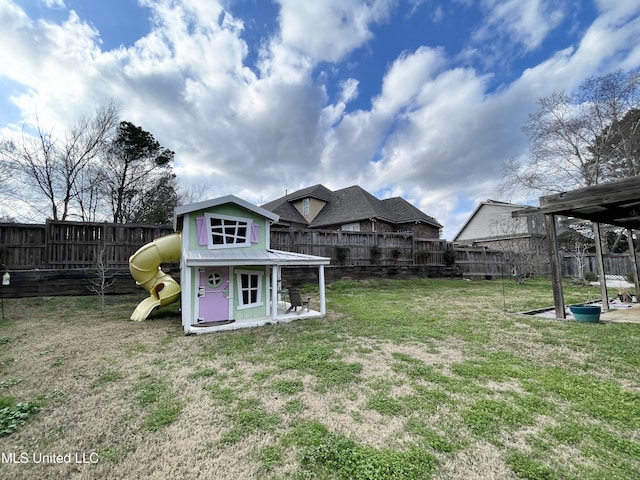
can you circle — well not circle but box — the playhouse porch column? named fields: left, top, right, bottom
left=271, top=264, right=279, bottom=321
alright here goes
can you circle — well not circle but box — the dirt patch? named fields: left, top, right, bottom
left=434, top=440, right=516, bottom=480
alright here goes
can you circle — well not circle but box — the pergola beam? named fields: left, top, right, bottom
left=512, top=177, right=640, bottom=318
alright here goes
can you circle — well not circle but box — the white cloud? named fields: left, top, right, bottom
left=340, top=78, right=359, bottom=103
left=1, top=0, right=639, bottom=238
left=42, top=0, right=65, bottom=8
left=375, top=46, right=446, bottom=115
left=0, top=7, right=103, bottom=128
left=276, top=0, right=395, bottom=63
left=480, top=0, right=565, bottom=53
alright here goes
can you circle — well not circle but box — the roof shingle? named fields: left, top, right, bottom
left=263, top=184, right=442, bottom=229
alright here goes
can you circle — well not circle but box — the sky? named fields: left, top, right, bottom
left=0, top=0, right=639, bottom=239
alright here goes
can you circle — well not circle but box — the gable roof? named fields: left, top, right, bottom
left=286, top=184, right=333, bottom=202
left=261, top=189, right=312, bottom=226
left=262, top=185, right=442, bottom=229
left=174, top=195, right=279, bottom=230
left=453, top=200, right=530, bottom=242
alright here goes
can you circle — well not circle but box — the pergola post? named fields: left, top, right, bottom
left=544, top=213, right=565, bottom=318
left=592, top=222, right=609, bottom=311
left=626, top=229, right=640, bottom=295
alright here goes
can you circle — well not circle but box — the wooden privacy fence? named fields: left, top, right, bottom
left=454, top=247, right=505, bottom=278
left=1, top=222, right=450, bottom=270
left=562, top=253, right=637, bottom=279
left=269, top=228, right=448, bottom=266
left=1, top=220, right=174, bottom=270
left=0, top=223, right=46, bottom=269
left=3, top=221, right=637, bottom=279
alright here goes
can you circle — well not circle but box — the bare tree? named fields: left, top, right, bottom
left=89, top=246, right=113, bottom=311
left=488, top=213, right=547, bottom=283
left=72, top=161, right=108, bottom=222
left=502, top=69, right=640, bottom=198
left=176, top=179, right=212, bottom=206
left=557, top=223, right=595, bottom=280
left=0, top=100, right=120, bottom=220
left=1, top=125, right=59, bottom=220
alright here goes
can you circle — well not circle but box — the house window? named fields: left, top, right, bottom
left=341, top=223, right=360, bottom=232
left=205, top=213, right=252, bottom=249
left=236, top=270, right=264, bottom=309
left=302, top=198, right=310, bottom=216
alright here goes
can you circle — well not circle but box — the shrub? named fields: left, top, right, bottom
left=584, top=271, right=597, bottom=282
left=444, top=246, right=456, bottom=267
left=335, top=246, right=350, bottom=265
left=369, top=246, right=382, bottom=265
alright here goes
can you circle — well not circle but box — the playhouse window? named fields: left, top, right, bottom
left=236, top=270, right=263, bottom=309
left=205, top=213, right=252, bottom=248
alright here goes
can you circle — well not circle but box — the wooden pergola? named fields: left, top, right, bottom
left=513, top=176, right=640, bottom=318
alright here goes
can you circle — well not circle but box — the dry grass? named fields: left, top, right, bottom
left=0, top=278, right=638, bottom=479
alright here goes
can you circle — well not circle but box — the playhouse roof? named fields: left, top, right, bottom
left=183, top=248, right=331, bottom=267
left=174, top=195, right=279, bottom=230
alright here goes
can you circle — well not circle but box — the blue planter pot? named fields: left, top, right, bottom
left=569, top=305, right=601, bottom=323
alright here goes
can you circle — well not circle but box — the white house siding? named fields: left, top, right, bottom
left=455, top=203, right=528, bottom=243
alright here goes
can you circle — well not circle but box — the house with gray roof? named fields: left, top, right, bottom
left=262, top=185, right=442, bottom=239
left=453, top=199, right=547, bottom=251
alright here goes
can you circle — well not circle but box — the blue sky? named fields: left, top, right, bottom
left=1, top=0, right=639, bottom=238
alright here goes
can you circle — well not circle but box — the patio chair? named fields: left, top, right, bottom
left=285, top=288, right=310, bottom=314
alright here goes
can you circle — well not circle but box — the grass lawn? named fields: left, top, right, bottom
left=0, top=277, right=638, bottom=479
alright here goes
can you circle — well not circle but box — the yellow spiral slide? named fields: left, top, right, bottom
left=129, top=233, right=182, bottom=321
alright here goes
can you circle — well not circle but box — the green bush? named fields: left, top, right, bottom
left=335, top=246, right=350, bottom=265
left=584, top=271, right=597, bottom=282
left=444, top=246, right=456, bottom=267
left=370, top=245, right=382, bottom=264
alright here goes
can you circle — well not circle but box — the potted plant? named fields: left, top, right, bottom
left=568, top=304, right=601, bottom=323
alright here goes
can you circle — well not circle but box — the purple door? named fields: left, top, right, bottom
left=197, top=267, right=230, bottom=323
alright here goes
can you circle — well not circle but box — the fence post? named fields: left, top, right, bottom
left=411, top=234, right=416, bottom=264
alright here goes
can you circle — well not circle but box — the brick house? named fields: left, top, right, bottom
left=262, top=184, right=442, bottom=239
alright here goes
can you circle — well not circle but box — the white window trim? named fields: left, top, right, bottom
left=236, top=269, right=264, bottom=310
left=204, top=213, right=252, bottom=249
left=341, top=223, right=360, bottom=232
left=302, top=197, right=310, bottom=216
